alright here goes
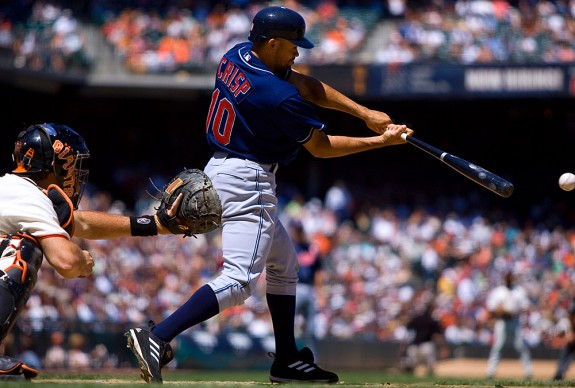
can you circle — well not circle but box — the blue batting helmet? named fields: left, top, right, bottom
left=248, top=6, right=314, bottom=49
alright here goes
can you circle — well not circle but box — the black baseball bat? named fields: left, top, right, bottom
left=401, top=133, right=514, bottom=198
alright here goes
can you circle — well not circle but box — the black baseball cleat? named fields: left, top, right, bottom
left=269, top=347, right=339, bottom=384
left=125, top=320, right=173, bottom=384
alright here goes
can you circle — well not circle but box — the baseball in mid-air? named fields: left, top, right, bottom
left=559, top=173, right=575, bottom=191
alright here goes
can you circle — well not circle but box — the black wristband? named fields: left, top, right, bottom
left=130, top=215, right=158, bottom=236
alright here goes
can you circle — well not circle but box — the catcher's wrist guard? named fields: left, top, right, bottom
left=130, top=215, right=158, bottom=236
left=155, top=168, right=222, bottom=238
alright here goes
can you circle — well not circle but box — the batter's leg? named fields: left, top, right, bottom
left=266, top=219, right=299, bottom=361
left=205, top=156, right=278, bottom=310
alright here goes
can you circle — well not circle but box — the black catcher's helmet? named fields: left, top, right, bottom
left=248, top=6, right=314, bottom=49
left=12, top=123, right=90, bottom=209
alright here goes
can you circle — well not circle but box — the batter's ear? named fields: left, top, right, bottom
left=267, top=37, right=279, bottom=48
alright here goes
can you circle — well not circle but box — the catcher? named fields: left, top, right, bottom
left=0, top=123, right=220, bottom=380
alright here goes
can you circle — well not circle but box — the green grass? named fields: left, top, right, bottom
left=3, top=369, right=575, bottom=387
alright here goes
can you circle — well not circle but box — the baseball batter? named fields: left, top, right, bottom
left=485, top=271, right=532, bottom=380
left=125, top=6, right=413, bottom=384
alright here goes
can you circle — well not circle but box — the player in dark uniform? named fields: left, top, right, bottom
left=402, top=302, right=447, bottom=376
left=125, top=6, right=413, bottom=384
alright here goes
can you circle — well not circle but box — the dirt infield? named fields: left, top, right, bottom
left=433, top=358, right=571, bottom=380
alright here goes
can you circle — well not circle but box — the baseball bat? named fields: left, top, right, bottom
left=400, top=133, right=514, bottom=198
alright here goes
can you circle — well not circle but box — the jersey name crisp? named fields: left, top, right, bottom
left=216, top=57, right=252, bottom=103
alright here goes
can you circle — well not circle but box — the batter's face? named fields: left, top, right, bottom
left=266, top=38, right=300, bottom=73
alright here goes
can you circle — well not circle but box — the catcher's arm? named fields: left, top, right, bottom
left=74, top=194, right=182, bottom=240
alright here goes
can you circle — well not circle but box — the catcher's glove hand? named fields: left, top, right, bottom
left=156, top=168, right=222, bottom=237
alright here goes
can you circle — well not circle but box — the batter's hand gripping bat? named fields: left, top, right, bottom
left=400, top=133, right=514, bottom=198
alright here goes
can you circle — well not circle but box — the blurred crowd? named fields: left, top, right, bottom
left=374, top=0, right=575, bottom=64
left=1, top=0, right=574, bottom=74
left=98, top=0, right=380, bottom=72
left=8, top=177, right=575, bottom=360
left=0, top=1, right=91, bottom=73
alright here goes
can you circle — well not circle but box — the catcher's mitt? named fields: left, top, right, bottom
left=156, top=168, right=222, bottom=237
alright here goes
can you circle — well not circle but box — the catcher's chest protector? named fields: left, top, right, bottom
left=0, top=233, right=43, bottom=343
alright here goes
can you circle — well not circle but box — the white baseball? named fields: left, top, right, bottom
left=559, top=173, right=575, bottom=191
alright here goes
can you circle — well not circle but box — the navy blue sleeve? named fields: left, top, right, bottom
left=274, top=94, right=325, bottom=144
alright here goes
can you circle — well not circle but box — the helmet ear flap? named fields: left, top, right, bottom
left=12, top=126, right=54, bottom=176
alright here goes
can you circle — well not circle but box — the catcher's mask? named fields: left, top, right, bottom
left=12, top=123, right=90, bottom=209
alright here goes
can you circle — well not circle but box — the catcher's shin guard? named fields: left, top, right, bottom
left=0, top=233, right=43, bottom=344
